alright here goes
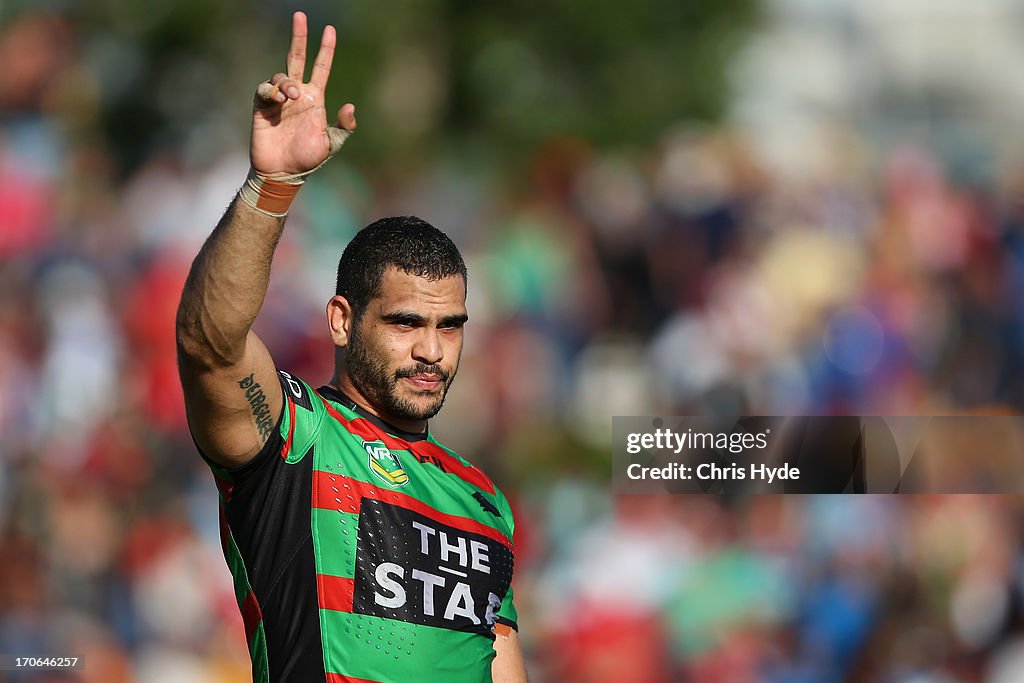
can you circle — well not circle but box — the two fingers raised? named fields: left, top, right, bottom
left=287, top=11, right=335, bottom=89
left=255, top=13, right=336, bottom=107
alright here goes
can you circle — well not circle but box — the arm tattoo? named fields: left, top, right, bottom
left=238, top=373, right=275, bottom=442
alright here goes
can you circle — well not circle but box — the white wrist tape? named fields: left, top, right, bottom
left=238, top=124, right=354, bottom=217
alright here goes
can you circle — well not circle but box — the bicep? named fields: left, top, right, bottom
left=179, top=329, right=283, bottom=468
left=492, top=628, right=528, bottom=683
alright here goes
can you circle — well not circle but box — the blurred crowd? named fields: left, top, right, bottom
left=4, top=6, right=1024, bottom=683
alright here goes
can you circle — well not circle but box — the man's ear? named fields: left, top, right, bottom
left=327, top=295, right=355, bottom=347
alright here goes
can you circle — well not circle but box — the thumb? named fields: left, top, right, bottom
left=325, top=104, right=356, bottom=155
left=336, top=103, right=357, bottom=132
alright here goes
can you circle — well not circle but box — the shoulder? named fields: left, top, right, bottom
left=423, top=435, right=500, bottom=496
left=277, top=369, right=316, bottom=411
left=492, top=482, right=517, bottom=529
left=425, top=435, right=518, bottom=533
left=274, top=370, right=329, bottom=462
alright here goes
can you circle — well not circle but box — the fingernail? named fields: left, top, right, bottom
left=288, top=87, right=300, bottom=98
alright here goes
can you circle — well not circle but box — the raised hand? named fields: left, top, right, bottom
left=250, top=11, right=356, bottom=178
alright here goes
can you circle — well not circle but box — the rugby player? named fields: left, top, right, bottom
left=175, top=12, right=527, bottom=682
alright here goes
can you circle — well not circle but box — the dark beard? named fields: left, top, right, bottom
left=346, top=321, right=452, bottom=422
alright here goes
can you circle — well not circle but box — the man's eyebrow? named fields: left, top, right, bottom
left=381, top=311, right=428, bottom=325
left=439, top=313, right=469, bottom=327
left=379, top=311, right=469, bottom=327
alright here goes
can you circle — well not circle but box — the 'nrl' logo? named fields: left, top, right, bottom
left=364, top=440, right=410, bottom=487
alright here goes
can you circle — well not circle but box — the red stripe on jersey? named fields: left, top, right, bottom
left=317, top=574, right=355, bottom=613
left=281, top=394, right=297, bottom=460
left=325, top=674, right=383, bottom=683
left=240, top=588, right=263, bottom=646
left=318, top=395, right=496, bottom=494
left=312, top=469, right=512, bottom=549
left=406, top=439, right=495, bottom=494
left=214, top=475, right=234, bottom=504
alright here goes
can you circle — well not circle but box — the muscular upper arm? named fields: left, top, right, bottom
left=492, top=628, right=528, bottom=683
left=178, top=329, right=283, bottom=468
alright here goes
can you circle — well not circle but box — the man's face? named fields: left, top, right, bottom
left=345, top=267, right=467, bottom=424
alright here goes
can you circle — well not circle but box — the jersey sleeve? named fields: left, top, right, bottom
left=494, top=486, right=519, bottom=632
left=275, top=370, right=326, bottom=465
left=497, top=586, right=518, bottom=633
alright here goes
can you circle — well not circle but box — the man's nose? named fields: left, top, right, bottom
left=412, top=328, right=443, bottom=365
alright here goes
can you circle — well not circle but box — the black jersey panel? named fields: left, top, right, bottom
left=223, top=413, right=326, bottom=682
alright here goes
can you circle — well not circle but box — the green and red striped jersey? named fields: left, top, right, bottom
left=203, top=370, right=518, bottom=683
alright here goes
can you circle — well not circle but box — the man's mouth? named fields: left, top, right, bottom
left=401, top=373, right=445, bottom=390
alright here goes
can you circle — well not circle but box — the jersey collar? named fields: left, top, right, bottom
left=316, top=384, right=430, bottom=442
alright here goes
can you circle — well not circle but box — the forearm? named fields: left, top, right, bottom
left=176, top=194, right=286, bottom=368
left=492, top=629, right=529, bottom=683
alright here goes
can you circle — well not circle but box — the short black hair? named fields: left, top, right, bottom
left=335, top=216, right=467, bottom=315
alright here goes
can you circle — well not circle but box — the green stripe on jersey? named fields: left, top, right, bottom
left=312, top=507, right=359, bottom=578
left=319, top=610, right=495, bottom=683
left=250, top=622, right=269, bottom=683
